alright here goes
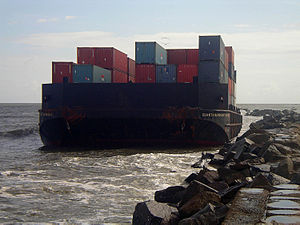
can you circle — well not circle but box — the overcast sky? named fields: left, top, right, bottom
left=1, top=0, right=300, bottom=103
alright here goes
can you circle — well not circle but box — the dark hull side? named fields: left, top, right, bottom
left=39, top=83, right=242, bottom=147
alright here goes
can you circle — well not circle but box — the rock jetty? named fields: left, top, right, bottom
left=132, top=109, right=300, bottom=225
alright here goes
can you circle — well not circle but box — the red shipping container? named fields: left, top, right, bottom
left=186, top=49, right=198, bottom=65
left=135, top=64, right=156, bottom=83
left=127, top=57, right=135, bottom=76
left=224, top=49, right=229, bottom=71
left=112, top=70, right=128, bottom=83
left=167, top=49, right=187, bottom=64
left=94, top=48, right=127, bottom=73
left=177, top=64, right=198, bottom=83
left=52, top=62, right=73, bottom=83
left=225, top=46, right=234, bottom=65
left=228, top=77, right=232, bottom=96
left=77, top=48, right=95, bottom=65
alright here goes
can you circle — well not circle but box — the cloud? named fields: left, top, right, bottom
left=37, top=18, right=59, bottom=23
left=65, top=16, right=76, bottom=20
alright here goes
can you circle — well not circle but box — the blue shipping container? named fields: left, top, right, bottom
left=228, top=62, right=234, bottom=79
left=156, top=65, right=177, bottom=83
left=199, top=36, right=225, bottom=65
left=199, top=61, right=228, bottom=84
left=135, top=42, right=167, bottom=65
left=72, top=64, right=111, bottom=83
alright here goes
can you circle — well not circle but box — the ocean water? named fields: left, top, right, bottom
left=0, top=103, right=299, bottom=223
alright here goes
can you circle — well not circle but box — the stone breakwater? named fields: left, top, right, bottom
left=132, top=109, right=300, bottom=225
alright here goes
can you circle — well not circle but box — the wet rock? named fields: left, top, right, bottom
left=178, top=203, right=221, bottom=225
left=267, top=172, right=291, bottom=185
left=179, top=191, right=221, bottom=218
left=218, top=167, right=249, bottom=185
left=208, top=154, right=225, bottom=167
left=209, top=181, right=229, bottom=192
left=195, top=170, right=219, bottom=185
left=179, top=180, right=218, bottom=207
left=155, top=186, right=186, bottom=204
left=132, top=200, right=178, bottom=225
left=249, top=173, right=274, bottom=191
left=246, top=132, right=273, bottom=147
left=260, top=144, right=287, bottom=162
left=274, top=157, right=294, bottom=179
left=250, top=164, right=271, bottom=176
left=184, top=173, right=197, bottom=184
left=229, top=160, right=250, bottom=170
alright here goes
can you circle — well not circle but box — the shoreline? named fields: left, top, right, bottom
left=132, top=108, right=300, bottom=224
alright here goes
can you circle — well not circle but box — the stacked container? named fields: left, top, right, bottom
left=77, top=47, right=128, bottom=83
left=72, top=64, right=111, bottom=83
left=198, top=35, right=228, bottom=84
left=135, top=42, right=173, bottom=83
left=52, top=62, right=74, bottom=83
left=225, top=46, right=236, bottom=108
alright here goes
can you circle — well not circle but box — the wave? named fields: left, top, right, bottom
left=0, top=126, right=39, bottom=138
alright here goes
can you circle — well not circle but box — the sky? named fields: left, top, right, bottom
left=0, top=0, right=300, bottom=103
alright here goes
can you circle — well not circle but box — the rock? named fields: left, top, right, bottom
left=178, top=203, right=219, bottom=225
left=218, top=167, right=249, bottom=185
left=209, top=181, right=229, bottom=192
left=250, top=164, right=271, bottom=176
left=260, top=144, right=287, bottom=162
left=292, top=157, right=300, bottom=170
left=229, top=160, right=250, bottom=170
left=249, top=173, right=274, bottom=191
left=208, top=154, right=225, bottom=166
left=274, top=157, right=294, bottom=179
left=220, top=181, right=247, bottom=204
left=132, top=200, right=178, bottom=225
left=246, top=132, right=273, bottom=147
left=267, top=172, right=291, bottom=185
left=179, top=191, right=221, bottom=218
left=291, top=172, right=300, bottom=184
left=273, top=143, right=295, bottom=155
left=184, top=173, right=197, bottom=184
left=155, top=186, right=186, bottom=204
left=179, top=180, right=218, bottom=207
left=195, top=170, right=219, bottom=185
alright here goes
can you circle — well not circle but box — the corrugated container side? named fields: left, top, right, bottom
left=198, top=61, right=228, bottom=84
left=167, top=49, right=187, bottom=64
left=177, top=64, right=198, bottom=83
left=135, top=42, right=167, bottom=64
left=94, top=48, right=127, bottom=73
left=128, top=75, right=136, bottom=83
left=127, top=57, right=136, bottom=76
left=72, top=64, right=93, bottom=83
left=77, top=48, right=95, bottom=65
left=156, top=65, right=177, bottom=83
left=135, top=64, right=156, bottom=83
left=225, top=46, right=234, bottom=65
left=199, top=36, right=225, bottom=65
left=112, top=70, right=128, bottom=83
left=52, top=62, right=73, bottom=83
left=228, top=77, right=232, bottom=96
left=186, top=49, right=199, bottom=64
left=224, top=48, right=229, bottom=71
left=233, top=70, right=237, bottom=82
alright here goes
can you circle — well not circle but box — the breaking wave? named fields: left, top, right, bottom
left=0, top=126, right=39, bottom=138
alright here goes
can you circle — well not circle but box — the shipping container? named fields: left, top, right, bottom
left=156, top=65, right=177, bottom=83
left=167, top=49, right=187, bottom=64
left=199, top=61, right=228, bottom=84
left=127, top=57, right=135, bottom=76
left=225, top=46, right=234, bottom=65
left=224, top=48, right=229, bottom=71
left=199, top=36, right=225, bottom=65
left=72, top=64, right=111, bottom=83
left=135, top=64, right=156, bottom=83
left=112, top=70, right=128, bottom=83
left=186, top=49, right=199, bottom=65
left=233, top=70, right=237, bottom=82
left=52, top=62, right=73, bottom=83
left=94, top=47, right=127, bottom=73
left=135, top=42, right=167, bottom=65
left=77, top=48, right=95, bottom=65
left=177, top=64, right=198, bottom=83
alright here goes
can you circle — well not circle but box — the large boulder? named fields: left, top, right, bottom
left=260, top=144, right=286, bottom=162
left=179, top=191, right=221, bottom=218
left=132, top=200, right=178, bottom=225
left=274, top=157, right=294, bottom=179
left=246, top=132, right=273, bottom=147
left=155, top=186, right=185, bottom=204
left=266, top=172, right=291, bottom=185
left=249, top=173, right=274, bottom=191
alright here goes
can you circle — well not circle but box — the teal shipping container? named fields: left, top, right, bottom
left=199, top=35, right=225, bottom=65
left=73, top=64, right=111, bottom=83
left=156, top=65, right=177, bottom=83
left=135, top=42, right=167, bottom=65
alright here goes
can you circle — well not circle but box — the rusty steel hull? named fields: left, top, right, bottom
left=39, top=83, right=242, bottom=147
